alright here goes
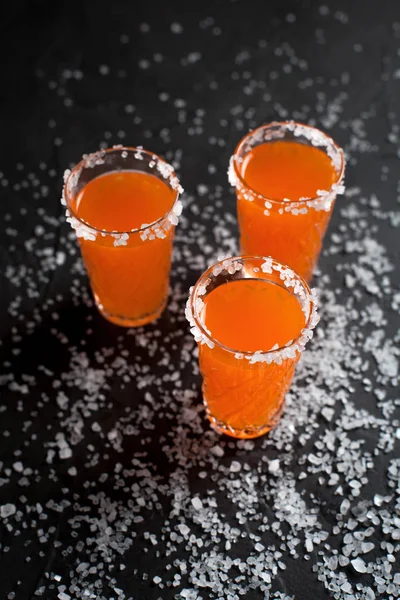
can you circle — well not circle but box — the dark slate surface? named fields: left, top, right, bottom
left=1, top=1, right=400, bottom=599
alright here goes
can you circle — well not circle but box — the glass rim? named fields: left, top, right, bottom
left=187, top=255, right=319, bottom=361
left=63, top=146, right=183, bottom=236
left=230, top=121, right=346, bottom=205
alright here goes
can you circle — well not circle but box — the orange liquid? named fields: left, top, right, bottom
left=237, top=141, right=337, bottom=281
left=198, top=279, right=306, bottom=438
left=74, top=170, right=176, bottom=326
left=76, top=170, right=174, bottom=231
left=202, top=279, right=305, bottom=352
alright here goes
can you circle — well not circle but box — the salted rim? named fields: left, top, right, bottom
left=228, top=121, right=346, bottom=207
left=62, top=146, right=184, bottom=238
left=186, top=255, right=320, bottom=365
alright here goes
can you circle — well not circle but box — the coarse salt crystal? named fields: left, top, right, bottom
left=1, top=503, right=16, bottom=518
left=305, top=538, right=314, bottom=553
left=255, top=543, right=265, bottom=552
left=191, top=497, right=203, bottom=511
left=268, top=459, right=280, bottom=473
left=230, top=461, right=241, bottom=473
left=351, top=557, right=367, bottom=573
left=177, top=523, right=190, bottom=536
left=210, top=445, right=224, bottom=457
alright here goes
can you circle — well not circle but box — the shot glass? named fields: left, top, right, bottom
left=63, top=146, right=183, bottom=327
left=186, top=256, right=319, bottom=439
left=229, top=122, right=345, bottom=282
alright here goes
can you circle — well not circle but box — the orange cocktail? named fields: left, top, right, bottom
left=229, top=122, right=345, bottom=281
left=186, top=256, right=319, bottom=439
left=63, top=147, right=183, bottom=327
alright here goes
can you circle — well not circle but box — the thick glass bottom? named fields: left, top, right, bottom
left=205, top=402, right=285, bottom=439
left=94, top=295, right=167, bottom=328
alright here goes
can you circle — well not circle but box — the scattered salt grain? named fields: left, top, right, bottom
left=351, top=558, right=367, bottom=573
left=230, top=461, right=241, bottom=473
left=1, top=503, right=16, bottom=518
left=191, top=497, right=203, bottom=511
left=268, top=459, right=280, bottom=473
left=210, top=445, right=224, bottom=457
left=171, top=22, right=183, bottom=34
left=177, top=523, right=190, bottom=536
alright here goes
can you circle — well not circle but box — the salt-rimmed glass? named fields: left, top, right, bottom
left=63, top=146, right=183, bottom=327
left=229, top=121, right=345, bottom=282
left=186, top=256, right=319, bottom=439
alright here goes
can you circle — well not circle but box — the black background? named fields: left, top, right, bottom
left=1, top=1, right=400, bottom=599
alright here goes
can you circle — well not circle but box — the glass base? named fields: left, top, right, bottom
left=206, top=403, right=284, bottom=439
left=94, top=297, right=167, bottom=328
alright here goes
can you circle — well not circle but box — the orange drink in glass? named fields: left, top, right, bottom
left=63, top=146, right=183, bottom=327
left=229, top=122, right=345, bottom=281
left=186, top=256, right=319, bottom=439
